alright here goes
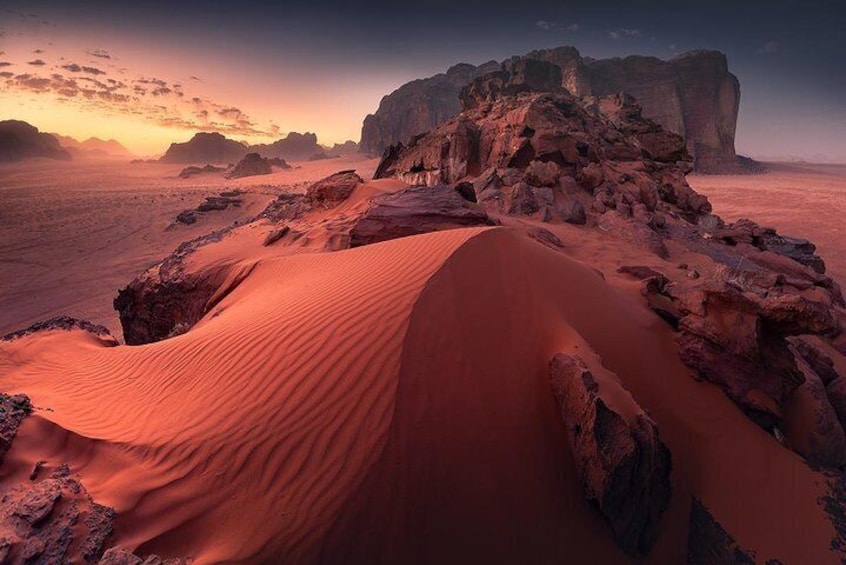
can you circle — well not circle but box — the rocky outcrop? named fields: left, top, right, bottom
left=252, top=132, right=327, bottom=161
left=687, top=498, right=756, bottom=564
left=548, top=353, right=672, bottom=555
left=0, top=393, right=31, bottom=465
left=360, top=46, right=749, bottom=172
left=360, top=61, right=501, bottom=155
left=159, top=132, right=248, bottom=164
left=226, top=152, right=273, bottom=179
left=97, top=547, right=184, bottom=565
left=0, top=120, right=72, bottom=162
left=1, top=316, right=118, bottom=345
left=347, top=184, right=495, bottom=248
left=178, top=164, right=227, bottom=179
left=374, top=60, right=705, bottom=237
left=173, top=190, right=244, bottom=226
left=305, top=170, right=362, bottom=208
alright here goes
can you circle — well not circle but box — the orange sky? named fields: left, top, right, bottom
left=0, top=14, right=400, bottom=156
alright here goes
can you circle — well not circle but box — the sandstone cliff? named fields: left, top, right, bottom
left=0, top=120, right=72, bottom=162
left=360, top=46, right=753, bottom=172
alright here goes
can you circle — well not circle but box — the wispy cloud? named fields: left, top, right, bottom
left=609, top=28, right=641, bottom=40
left=536, top=20, right=552, bottom=31
left=85, top=49, right=111, bottom=60
left=27, top=59, right=46, bottom=66
left=535, top=20, right=579, bottom=32
left=1, top=51, right=278, bottom=139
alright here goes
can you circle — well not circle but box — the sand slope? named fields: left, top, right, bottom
left=0, top=227, right=839, bottom=563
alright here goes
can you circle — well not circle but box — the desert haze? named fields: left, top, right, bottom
left=2, top=2, right=846, bottom=564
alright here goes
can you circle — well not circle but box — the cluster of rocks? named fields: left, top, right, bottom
left=361, top=46, right=751, bottom=173
left=225, top=152, right=290, bottom=179
left=174, top=190, right=243, bottom=225
left=178, top=164, right=227, bottom=179
left=0, top=393, right=183, bottom=564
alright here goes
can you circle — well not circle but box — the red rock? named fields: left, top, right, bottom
left=347, top=184, right=495, bottom=248
left=305, top=170, right=363, bottom=208
left=226, top=152, right=273, bottom=179
left=548, top=353, right=672, bottom=555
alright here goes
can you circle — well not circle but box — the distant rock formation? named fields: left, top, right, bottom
left=252, top=132, right=328, bottom=161
left=53, top=134, right=134, bottom=159
left=159, top=132, right=248, bottom=164
left=178, top=164, right=227, bottom=179
left=226, top=152, right=273, bottom=179
left=360, top=46, right=752, bottom=173
left=0, top=120, right=72, bottom=162
left=326, top=140, right=360, bottom=156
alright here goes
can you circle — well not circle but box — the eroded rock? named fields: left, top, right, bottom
left=548, top=353, right=671, bottom=555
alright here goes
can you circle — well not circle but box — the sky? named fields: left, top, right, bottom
left=0, top=0, right=844, bottom=161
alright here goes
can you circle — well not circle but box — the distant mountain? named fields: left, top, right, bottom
left=159, top=132, right=249, bottom=164
left=0, top=120, right=72, bottom=162
left=325, top=140, right=360, bottom=156
left=54, top=134, right=134, bottom=158
left=251, top=132, right=328, bottom=161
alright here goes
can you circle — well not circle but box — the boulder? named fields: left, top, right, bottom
left=548, top=353, right=671, bottom=555
left=348, top=184, right=495, bottom=248
left=305, top=170, right=363, bottom=208
left=0, top=393, right=32, bottom=465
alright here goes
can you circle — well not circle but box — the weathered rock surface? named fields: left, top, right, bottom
left=375, top=61, right=705, bottom=243
left=178, top=164, right=227, bottom=179
left=360, top=46, right=750, bottom=172
left=226, top=152, right=273, bottom=179
left=305, top=170, right=362, bottom=208
left=1, top=316, right=118, bottom=345
left=0, top=120, right=72, bottom=162
left=159, top=132, right=248, bottom=164
left=0, top=393, right=31, bottom=466
left=687, top=498, right=756, bottom=564
left=347, top=184, right=495, bottom=248
left=97, top=547, right=184, bottom=565
left=0, top=464, right=114, bottom=564
left=548, top=353, right=672, bottom=555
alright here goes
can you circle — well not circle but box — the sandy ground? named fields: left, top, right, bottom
left=0, top=155, right=378, bottom=338
left=0, top=169, right=844, bottom=562
left=689, top=163, right=846, bottom=286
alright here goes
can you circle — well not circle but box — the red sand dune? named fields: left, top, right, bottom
left=0, top=225, right=836, bottom=563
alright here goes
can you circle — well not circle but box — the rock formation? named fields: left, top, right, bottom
left=226, top=152, right=273, bottom=179
left=159, top=132, right=248, bottom=164
left=53, top=134, right=134, bottom=159
left=178, top=164, right=227, bottom=179
left=251, top=132, right=327, bottom=161
left=548, top=354, right=671, bottom=555
left=0, top=120, right=72, bottom=162
left=360, top=46, right=752, bottom=172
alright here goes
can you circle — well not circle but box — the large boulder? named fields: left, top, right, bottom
left=305, top=170, right=363, bottom=208
left=548, top=353, right=672, bottom=555
left=347, top=184, right=495, bottom=248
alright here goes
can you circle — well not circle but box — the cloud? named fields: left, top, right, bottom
left=27, top=59, right=46, bottom=66
left=536, top=20, right=552, bottom=31
left=189, top=75, right=202, bottom=82
left=0, top=62, right=11, bottom=68
left=33, top=49, right=44, bottom=54
left=86, top=49, right=111, bottom=59
left=0, top=71, right=13, bottom=78
left=61, top=63, right=107, bottom=75
left=566, top=24, right=579, bottom=32
left=757, top=41, right=781, bottom=54
left=609, top=28, right=641, bottom=39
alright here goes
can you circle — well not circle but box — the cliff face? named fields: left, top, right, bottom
left=587, top=51, right=742, bottom=172
left=0, top=120, right=72, bottom=162
left=360, top=61, right=500, bottom=155
left=360, top=47, right=748, bottom=172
